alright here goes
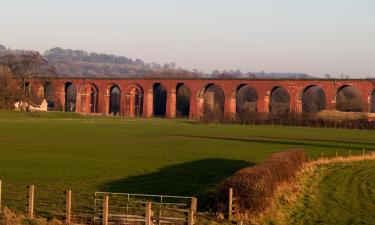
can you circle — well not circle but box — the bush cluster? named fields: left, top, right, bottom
left=216, top=150, right=307, bottom=216
left=232, top=112, right=375, bottom=130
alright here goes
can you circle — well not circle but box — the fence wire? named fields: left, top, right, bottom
left=0, top=182, right=195, bottom=225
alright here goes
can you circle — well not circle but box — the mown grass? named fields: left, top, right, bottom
left=289, top=160, right=375, bottom=225
left=0, top=111, right=375, bottom=212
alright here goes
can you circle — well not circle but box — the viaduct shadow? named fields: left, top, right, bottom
left=99, top=158, right=252, bottom=207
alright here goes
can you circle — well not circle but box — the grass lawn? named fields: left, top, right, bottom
left=0, top=111, right=375, bottom=212
left=289, top=160, right=375, bottom=225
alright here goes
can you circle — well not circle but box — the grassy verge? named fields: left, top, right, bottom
left=259, top=155, right=375, bottom=225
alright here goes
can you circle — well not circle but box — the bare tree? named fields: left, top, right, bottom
left=0, top=65, right=19, bottom=109
left=0, top=52, right=56, bottom=109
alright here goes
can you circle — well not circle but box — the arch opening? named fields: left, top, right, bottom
left=109, top=85, right=121, bottom=115
left=371, top=90, right=375, bottom=113
left=335, top=86, right=363, bottom=112
left=24, top=82, right=31, bottom=92
left=89, top=86, right=98, bottom=113
left=65, top=82, right=77, bottom=112
left=236, top=85, right=258, bottom=118
left=126, top=85, right=143, bottom=117
left=44, top=82, right=55, bottom=111
left=153, top=83, right=167, bottom=117
left=269, top=87, right=290, bottom=115
left=81, top=84, right=98, bottom=113
left=176, top=83, right=190, bottom=118
left=203, top=84, right=225, bottom=121
left=301, top=86, right=326, bottom=114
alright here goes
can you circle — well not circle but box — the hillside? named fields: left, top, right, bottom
left=0, top=44, right=314, bottom=78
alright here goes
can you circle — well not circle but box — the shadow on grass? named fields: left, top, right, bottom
left=175, top=135, right=375, bottom=151
left=99, top=158, right=252, bottom=206
left=254, top=135, right=375, bottom=149
left=177, top=119, right=202, bottom=125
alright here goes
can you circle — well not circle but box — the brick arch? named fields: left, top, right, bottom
left=106, top=83, right=122, bottom=115
left=64, top=82, right=77, bottom=112
left=152, top=83, right=168, bottom=117
left=298, top=85, right=327, bottom=113
left=79, top=82, right=99, bottom=113
left=233, top=84, right=259, bottom=119
left=105, top=83, right=122, bottom=95
left=125, top=83, right=144, bottom=117
left=43, top=81, right=55, bottom=110
left=335, top=84, right=364, bottom=112
left=175, top=83, right=191, bottom=118
left=197, top=83, right=225, bottom=120
left=268, top=86, right=291, bottom=114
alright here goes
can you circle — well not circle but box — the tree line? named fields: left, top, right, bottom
left=1, top=44, right=318, bottom=79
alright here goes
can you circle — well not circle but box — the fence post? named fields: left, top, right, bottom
left=66, top=190, right=71, bottom=224
left=145, top=202, right=153, bottom=225
left=0, top=180, right=2, bottom=211
left=188, top=209, right=194, bottom=225
left=188, top=197, right=197, bottom=225
left=228, top=188, right=233, bottom=221
left=190, top=197, right=197, bottom=212
left=336, top=150, right=338, bottom=158
left=363, top=149, right=365, bottom=156
left=28, top=185, right=34, bottom=218
left=349, top=150, right=351, bottom=157
left=103, top=195, right=109, bottom=225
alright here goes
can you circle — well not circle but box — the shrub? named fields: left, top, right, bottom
left=0, top=207, right=64, bottom=225
left=229, top=111, right=375, bottom=130
left=0, top=207, right=22, bottom=225
left=216, top=150, right=307, bottom=216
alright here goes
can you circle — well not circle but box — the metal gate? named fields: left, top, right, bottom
left=94, top=192, right=197, bottom=225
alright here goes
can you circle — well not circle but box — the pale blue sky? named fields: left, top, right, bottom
left=1, top=0, right=375, bottom=77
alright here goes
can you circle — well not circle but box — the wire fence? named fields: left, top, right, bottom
left=0, top=183, right=197, bottom=225
left=94, top=192, right=195, bottom=225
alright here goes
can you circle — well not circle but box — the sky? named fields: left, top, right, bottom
left=1, top=0, right=375, bottom=77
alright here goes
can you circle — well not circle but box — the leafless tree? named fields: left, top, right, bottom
left=0, top=52, right=56, bottom=109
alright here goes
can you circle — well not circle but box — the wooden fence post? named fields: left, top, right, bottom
left=228, top=188, right=233, bottom=221
left=28, top=185, right=34, bottom=218
left=0, top=180, right=2, bottom=211
left=145, top=202, right=153, bottom=225
left=363, top=149, right=365, bottom=156
left=336, top=150, right=338, bottom=158
left=188, top=197, right=197, bottom=225
left=66, top=190, right=71, bottom=224
left=190, top=197, right=197, bottom=212
left=103, top=195, right=109, bottom=225
left=188, top=209, right=194, bottom=225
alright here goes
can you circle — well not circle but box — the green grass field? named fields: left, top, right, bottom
left=289, top=160, right=375, bottom=225
left=0, top=111, right=375, bottom=211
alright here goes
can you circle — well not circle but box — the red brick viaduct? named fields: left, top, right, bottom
left=28, top=78, right=375, bottom=120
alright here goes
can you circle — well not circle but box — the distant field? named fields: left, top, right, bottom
left=289, top=160, right=375, bottom=225
left=0, top=111, right=375, bottom=210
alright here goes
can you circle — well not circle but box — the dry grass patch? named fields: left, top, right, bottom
left=254, top=153, right=375, bottom=225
